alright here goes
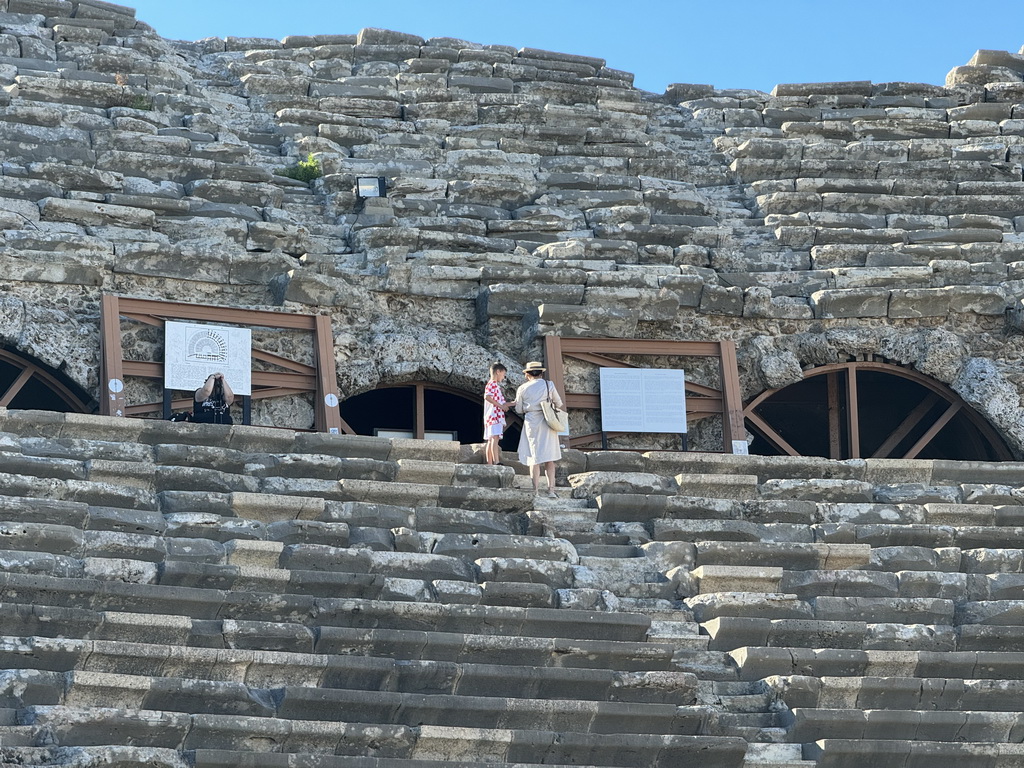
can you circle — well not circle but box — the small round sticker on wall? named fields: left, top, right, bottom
left=324, top=393, right=339, bottom=408
left=108, top=379, right=124, bottom=393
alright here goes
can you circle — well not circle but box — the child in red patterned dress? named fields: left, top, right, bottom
left=483, top=362, right=513, bottom=465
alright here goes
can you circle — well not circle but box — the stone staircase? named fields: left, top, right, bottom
left=0, top=409, right=1022, bottom=766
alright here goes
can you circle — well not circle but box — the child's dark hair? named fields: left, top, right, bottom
left=489, top=362, right=506, bottom=376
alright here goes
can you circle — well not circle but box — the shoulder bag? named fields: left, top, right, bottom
left=540, top=381, right=568, bottom=433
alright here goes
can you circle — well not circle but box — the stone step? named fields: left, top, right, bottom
left=0, top=639, right=700, bottom=705
left=695, top=542, right=871, bottom=570
left=188, top=751, right=598, bottom=768
left=730, top=646, right=1024, bottom=681
left=0, top=746, right=186, bottom=767
left=703, top=616, right=958, bottom=653
left=0, top=571, right=651, bottom=642
left=806, top=738, right=1024, bottom=766
left=0, top=669, right=706, bottom=735
left=10, top=706, right=750, bottom=766
left=742, top=741, right=810, bottom=767
left=773, top=674, right=1024, bottom=711
left=0, top=604, right=692, bottom=672
left=787, top=706, right=1024, bottom=742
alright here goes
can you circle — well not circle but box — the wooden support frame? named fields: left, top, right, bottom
left=544, top=335, right=746, bottom=452
left=744, top=361, right=1013, bottom=461
left=99, top=294, right=345, bottom=433
left=0, top=349, right=91, bottom=413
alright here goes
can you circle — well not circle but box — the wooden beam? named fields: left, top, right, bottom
left=543, top=334, right=566, bottom=403
left=414, top=383, right=425, bottom=440
left=562, top=338, right=722, bottom=357
left=565, top=392, right=723, bottom=415
left=121, top=361, right=317, bottom=390
left=903, top=401, right=962, bottom=459
left=99, top=293, right=126, bottom=417
left=684, top=381, right=722, bottom=398
left=871, top=392, right=940, bottom=459
left=827, top=371, right=841, bottom=460
left=719, top=340, right=745, bottom=450
left=746, top=410, right=800, bottom=457
left=0, top=366, right=33, bottom=407
left=253, top=348, right=317, bottom=375
left=117, top=297, right=317, bottom=330
left=314, top=314, right=344, bottom=433
left=566, top=351, right=638, bottom=369
left=846, top=365, right=861, bottom=459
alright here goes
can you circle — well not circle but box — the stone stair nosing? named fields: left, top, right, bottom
left=3, top=706, right=752, bottom=767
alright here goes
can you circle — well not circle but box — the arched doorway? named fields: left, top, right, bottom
left=0, top=348, right=92, bottom=413
left=340, top=381, right=522, bottom=448
left=744, top=361, right=1013, bottom=461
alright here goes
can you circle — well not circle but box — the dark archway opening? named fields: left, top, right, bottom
left=746, top=362, right=1013, bottom=461
left=341, top=382, right=522, bottom=449
left=0, top=348, right=92, bottom=413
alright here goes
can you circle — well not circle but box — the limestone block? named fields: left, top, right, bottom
left=875, top=484, right=960, bottom=505
left=453, top=464, right=514, bottom=489
left=97, top=150, right=216, bottom=183
left=893, top=571, right=966, bottom=601
left=692, top=565, right=783, bottom=593
left=698, top=284, right=743, bottom=316
left=481, top=581, right=555, bottom=608
left=810, top=288, right=891, bottom=318
left=924, top=503, right=996, bottom=525
left=760, top=479, right=874, bottom=503
left=783, top=569, right=899, bottom=599
left=185, top=179, right=285, bottom=209
left=223, top=540, right=283, bottom=569
left=595, top=493, right=741, bottom=523
left=432, top=579, right=482, bottom=604
left=687, top=592, right=812, bottom=622
left=819, top=503, right=917, bottom=525
left=476, top=557, right=576, bottom=588
left=948, top=285, right=1008, bottom=314
left=37, top=196, right=154, bottom=228
left=568, top=471, right=678, bottom=499
left=871, top=545, right=962, bottom=573
left=394, top=459, right=455, bottom=486
left=529, top=303, right=640, bottom=340
left=434, top=534, right=577, bottom=564
left=887, top=288, right=950, bottom=318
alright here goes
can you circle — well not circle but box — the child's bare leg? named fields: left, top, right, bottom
left=545, top=462, right=556, bottom=494
left=530, top=464, right=540, bottom=493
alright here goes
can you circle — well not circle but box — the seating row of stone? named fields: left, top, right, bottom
left=9, top=410, right=1024, bottom=765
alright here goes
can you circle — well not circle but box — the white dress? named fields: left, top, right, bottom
left=515, top=378, right=563, bottom=466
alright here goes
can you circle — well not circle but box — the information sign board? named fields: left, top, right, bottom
left=164, top=321, right=252, bottom=395
left=599, top=368, right=686, bottom=433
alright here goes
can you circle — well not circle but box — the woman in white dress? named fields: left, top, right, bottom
left=515, top=361, right=563, bottom=497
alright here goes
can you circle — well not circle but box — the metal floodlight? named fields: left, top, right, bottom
left=356, top=176, right=387, bottom=198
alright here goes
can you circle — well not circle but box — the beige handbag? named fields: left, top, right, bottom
left=540, top=381, right=568, bottom=433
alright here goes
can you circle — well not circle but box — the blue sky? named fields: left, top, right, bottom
left=127, top=0, right=1024, bottom=95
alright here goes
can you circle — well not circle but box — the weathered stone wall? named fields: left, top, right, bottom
left=0, top=1, right=1023, bottom=451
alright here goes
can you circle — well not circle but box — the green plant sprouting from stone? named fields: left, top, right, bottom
left=278, top=153, right=322, bottom=183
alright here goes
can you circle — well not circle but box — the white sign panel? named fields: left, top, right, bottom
left=599, top=368, right=687, bottom=434
left=164, top=321, right=252, bottom=396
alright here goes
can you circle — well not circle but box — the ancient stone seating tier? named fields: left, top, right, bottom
left=1, top=0, right=1024, bottom=765
left=2, top=0, right=1024, bottom=356
left=0, top=409, right=1020, bottom=767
